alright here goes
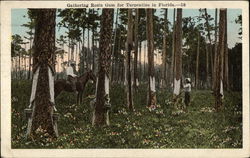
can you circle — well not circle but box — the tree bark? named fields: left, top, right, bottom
left=173, top=9, right=182, bottom=96
left=71, top=41, right=75, bottom=62
left=133, top=9, right=139, bottom=90
left=139, top=42, right=142, bottom=83
left=68, top=36, right=70, bottom=63
left=170, top=9, right=176, bottom=89
left=125, top=9, right=134, bottom=110
left=87, top=9, right=90, bottom=69
left=143, top=42, right=146, bottom=81
left=195, top=32, right=200, bottom=89
left=162, top=9, right=168, bottom=88
left=214, top=9, right=226, bottom=111
left=205, top=38, right=209, bottom=88
left=111, top=8, right=119, bottom=82
left=224, top=9, right=229, bottom=90
left=28, top=37, right=32, bottom=80
left=28, top=9, right=57, bottom=138
left=92, top=27, right=95, bottom=72
left=92, top=9, right=114, bottom=126
left=146, top=9, right=157, bottom=107
left=213, top=9, right=218, bottom=91
left=204, top=9, right=213, bottom=88
left=19, top=51, right=21, bottom=79
left=81, top=28, right=85, bottom=74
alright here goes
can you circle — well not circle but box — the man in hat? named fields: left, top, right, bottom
left=66, top=61, right=77, bottom=92
left=183, top=78, right=191, bottom=107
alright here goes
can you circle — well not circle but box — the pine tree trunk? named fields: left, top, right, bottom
left=117, top=30, right=122, bottom=83
left=92, top=28, right=95, bottom=72
left=15, top=57, right=18, bottom=79
left=214, top=9, right=226, bottom=111
left=143, top=42, right=146, bottom=81
left=173, top=9, right=182, bottom=96
left=80, top=28, right=85, bottom=74
left=205, top=40, right=209, bottom=88
left=28, top=37, right=32, bottom=80
left=19, top=52, right=21, bottom=79
left=146, top=9, right=157, bottom=107
left=170, top=9, right=176, bottom=89
left=204, top=9, right=213, bottom=87
left=213, top=9, right=218, bottom=91
left=111, top=9, right=119, bottom=83
left=24, top=53, right=27, bottom=79
left=224, top=10, right=229, bottom=90
left=68, top=36, right=70, bottom=63
left=28, top=9, right=57, bottom=138
left=92, top=9, right=114, bottom=126
left=162, top=9, right=168, bottom=88
left=71, top=41, right=75, bottom=61
left=125, top=9, right=134, bottom=110
left=139, top=42, right=142, bottom=83
left=195, top=32, right=200, bottom=89
left=133, top=9, right=139, bottom=90
left=87, top=14, right=90, bottom=69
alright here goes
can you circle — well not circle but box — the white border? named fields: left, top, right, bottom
left=1, top=1, right=249, bottom=157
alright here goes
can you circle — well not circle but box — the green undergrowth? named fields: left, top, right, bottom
left=11, top=80, right=242, bottom=148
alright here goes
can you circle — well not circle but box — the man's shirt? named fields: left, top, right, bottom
left=66, top=66, right=77, bottom=77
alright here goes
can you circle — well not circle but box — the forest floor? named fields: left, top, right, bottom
left=11, top=80, right=242, bottom=148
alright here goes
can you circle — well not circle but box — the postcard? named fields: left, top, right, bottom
left=1, top=1, right=249, bottom=157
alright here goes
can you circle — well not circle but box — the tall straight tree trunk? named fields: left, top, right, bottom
left=75, top=42, right=79, bottom=71
left=224, top=9, right=229, bottom=90
left=214, top=9, right=226, bottom=111
left=94, top=39, right=98, bottom=74
left=28, top=37, right=32, bottom=80
left=23, top=54, right=26, bottom=78
left=92, top=28, right=95, bottom=72
left=213, top=8, right=218, bottom=91
left=195, top=32, right=200, bottom=89
left=139, top=42, right=142, bottom=83
left=111, top=8, right=119, bottom=82
left=146, top=9, right=157, bottom=107
left=79, top=28, right=85, bottom=74
left=205, top=39, right=209, bottom=88
left=77, top=42, right=80, bottom=70
left=68, top=36, right=70, bottom=63
left=170, top=9, right=176, bottom=89
left=117, top=30, right=122, bottom=83
left=204, top=9, right=213, bottom=87
left=15, top=57, right=18, bottom=79
left=162, top=9, right=168, bottom=88
left=133, top=9, right=139, bottom=90
left=27, top=9, right=57, bottom=138
left=125, top=9, right=134, bottom=110
left=71, top=41, right=75, bottom=61
left=87, top=12, right=90, bottom=69
left=121, top=50, right=125, bottom=83
left=18, top=51, right=21, bottom=79
left=173, top=9, right=182, bottom=96
left=143, top=42, right=146, bottom=80
left=92, top=9, right=114, bottom=126
left=57, top=54, right=60, bottom=74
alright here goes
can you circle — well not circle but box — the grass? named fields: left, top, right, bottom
left=11, top=80, right=242, bottom=148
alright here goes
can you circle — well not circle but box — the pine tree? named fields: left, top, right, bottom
left=173, top=9, right=182, bottom=97
left=146, top=9, right=157, bottom=107
left=92, top=9, right=114, bottom=126
left=26, top=9, right=58, bottom=138
left=214, top=9, right=226, bottom=111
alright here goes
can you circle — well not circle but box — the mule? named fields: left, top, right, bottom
left=76, top=70, right=96, bottom=104
left=54, top=70, right=96, bottom=104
